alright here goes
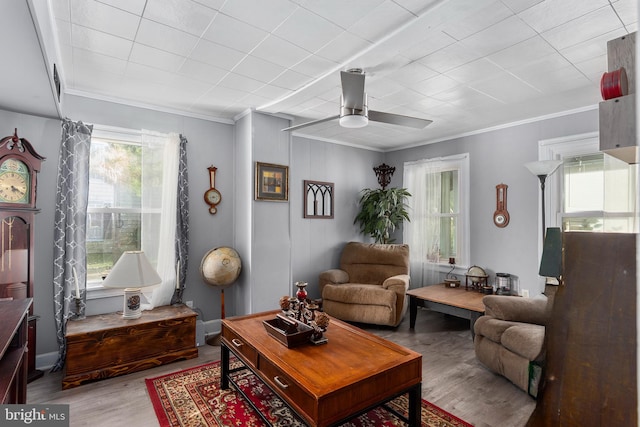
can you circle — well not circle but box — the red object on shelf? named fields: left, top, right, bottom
left=600, top=67, right=628, bottom=100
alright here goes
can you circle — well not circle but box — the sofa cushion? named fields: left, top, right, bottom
left=501, top=324, right=545, bottom=361
left=473, top=316, right=522, bottom=343
left=340, top=242, right=409, bottom=285
left=483, top=295, right=549, bottom=325
left=474, top=317, right=545, bottom=362
left=322, top=283, right=396, bottom=307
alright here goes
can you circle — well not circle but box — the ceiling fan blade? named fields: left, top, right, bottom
left=340, top=71, right=366, bottom=110
left=368, top=110, right=433, bottom=129
left=281, top=115, right=340, bottom=132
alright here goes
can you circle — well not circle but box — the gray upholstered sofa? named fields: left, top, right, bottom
left=473, top=286, right=556, bottom=397
left=318, top=242, right=410, bottom=327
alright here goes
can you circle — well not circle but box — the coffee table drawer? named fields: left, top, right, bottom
left=259, top=357, right=315, bottom=421
left=222, top=329, right=258, bottom=367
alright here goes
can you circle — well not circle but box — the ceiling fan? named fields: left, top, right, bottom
left=281, top=68, right=433, bottom=132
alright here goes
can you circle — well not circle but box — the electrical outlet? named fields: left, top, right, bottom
left=522, top=290, right=530, bottom=298
left=186, top=300, right=194, bottom=308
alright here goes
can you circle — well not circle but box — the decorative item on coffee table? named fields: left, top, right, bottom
left=265, top=281, right=329, bottom=346
left=444, top=257, right=460, bottom=288
left=465, top=265, right=490, bottom=293
left=495, top=272, right=513, bottom=295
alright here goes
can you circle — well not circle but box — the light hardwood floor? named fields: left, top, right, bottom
left=28, top=308, right=535, bottom=427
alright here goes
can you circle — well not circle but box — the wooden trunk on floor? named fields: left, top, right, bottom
left=62, top=304, right=198, bottom=389
left=527, top=232, right=637, bottom=426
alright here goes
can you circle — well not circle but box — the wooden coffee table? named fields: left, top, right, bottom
left=407, top=285, right=486, bottom=338
left=221, top=310, right=422, bottom=427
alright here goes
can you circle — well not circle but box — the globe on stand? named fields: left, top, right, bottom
left=200, top=246, right=242, bottom=317
left=200, top=247, right=242, bottom=345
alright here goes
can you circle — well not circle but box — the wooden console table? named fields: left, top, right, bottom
left=0, top=298, right=31, bottom=403
left=63, top=304, right=198, bottom=389
left=221, top=310, right=422, bottom=427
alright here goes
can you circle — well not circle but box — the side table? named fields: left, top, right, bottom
left=407, top=285, right=485, bottom=339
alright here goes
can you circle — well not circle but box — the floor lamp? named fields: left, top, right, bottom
left=524, top=160, right=563, bottom=239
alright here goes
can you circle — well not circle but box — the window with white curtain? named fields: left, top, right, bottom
left=541, top=133, right=637, bottom=234
left=86, top=126, right=179, bottom=308
left=403, top=153, right=470, bottom=286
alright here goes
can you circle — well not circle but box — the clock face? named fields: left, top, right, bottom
left=0, top=159, right=30, bottom=204
left=204, top=188, right=221, bottom=205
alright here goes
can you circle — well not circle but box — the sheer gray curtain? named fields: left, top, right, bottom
left=51, top=119, right=93, bottom=372
left=172, top=135, right=189, bottom=304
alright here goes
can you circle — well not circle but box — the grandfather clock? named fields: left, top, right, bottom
left=0, top=129, right=44, bottom=382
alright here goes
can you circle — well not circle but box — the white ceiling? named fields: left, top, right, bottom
left=8, top=0, right=640, bottom=150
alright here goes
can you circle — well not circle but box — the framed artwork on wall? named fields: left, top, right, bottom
left=255, top=162, right=289, bottom=201
left=304, top=180, right=334, bottom=219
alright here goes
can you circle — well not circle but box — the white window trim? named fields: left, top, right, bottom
left=404, top=153, right=470, bottom=270
left=539, top=131, right=600, bottom=231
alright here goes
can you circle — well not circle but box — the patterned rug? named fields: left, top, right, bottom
left=145, top=360, right=473, bottom=427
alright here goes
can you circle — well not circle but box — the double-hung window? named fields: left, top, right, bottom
left=87, top=129, right=144, bottom=290
left=403, top=153, right=470, bottom=286
left=541, top=132, right=637, bottom=234
left=86, top=127, right=180, bottom=304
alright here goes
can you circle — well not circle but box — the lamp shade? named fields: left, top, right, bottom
left=524, top=160, right=563, bottom=177
left=539, top=227, right=562, bottom=279
left=103, top=251, right=161, bottom=289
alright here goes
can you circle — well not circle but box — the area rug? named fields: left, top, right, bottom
left=145, top=360, right=473, bottom=427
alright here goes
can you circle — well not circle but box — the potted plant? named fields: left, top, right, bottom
left=354, top=187, right=411, bottom=244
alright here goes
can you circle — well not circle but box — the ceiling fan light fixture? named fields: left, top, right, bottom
left=340, top=114, right=369, bottom=128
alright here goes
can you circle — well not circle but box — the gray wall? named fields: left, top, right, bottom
left=290, top=136, right=382, bottom=299
left=0, top=96, right=599, bottom=364
left=231, top=112, right=293, bottom=315
left=385, top=108, right=599, bottom=297
left=0, top=95, right=236, bottom=357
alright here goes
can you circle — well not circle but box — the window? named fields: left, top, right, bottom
left=404, top=154, right=470, bottom=285
left=86, top=127, right=180, bottom=295
left=86, top=132, right=144, bottom=287
left=541, top=133, right=637, bottom=234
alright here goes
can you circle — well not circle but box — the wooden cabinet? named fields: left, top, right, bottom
left=599, top=32, right=638, bottom=164
left=0, top=299, right=31, bottom=403
left=62, top=304, right=198, bottom=389
left=527, top=233, right=636, bottom=426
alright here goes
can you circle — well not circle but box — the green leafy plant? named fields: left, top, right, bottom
left=354, top=188, right=411, bottom=244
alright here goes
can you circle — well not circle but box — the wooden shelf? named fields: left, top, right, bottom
left=599, top=32, right=638, bottom=164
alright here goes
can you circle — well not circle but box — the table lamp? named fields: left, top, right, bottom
left=102, top=251, right=162, bottom=319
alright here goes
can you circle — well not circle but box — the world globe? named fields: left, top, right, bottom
left=200, top=246, right=242, bottom=288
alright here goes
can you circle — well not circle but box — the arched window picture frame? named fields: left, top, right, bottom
left=304, top=180, right=334, bottom=219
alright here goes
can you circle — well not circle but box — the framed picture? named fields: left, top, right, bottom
left=255, top=162, right=289, bottom=201
left=304, top=180, right=334, bottom=219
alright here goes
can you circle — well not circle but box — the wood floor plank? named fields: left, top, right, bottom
left=28, top=308, right=535, bottom=426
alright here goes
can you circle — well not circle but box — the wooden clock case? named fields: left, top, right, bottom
left=0, top=129, right=44, bottom=382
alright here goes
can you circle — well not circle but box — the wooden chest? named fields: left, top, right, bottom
left=63, top=304, right=198, bottom=389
